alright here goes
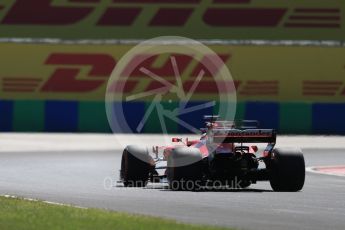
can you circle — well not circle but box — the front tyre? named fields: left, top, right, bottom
left=269, top=148, right=305, bottom=192
left=167, top=147, right=203, bottom=191
left=121, top=145, right=153, bottom=187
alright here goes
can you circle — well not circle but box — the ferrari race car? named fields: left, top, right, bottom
left=120, top=116, right=305, bottom=191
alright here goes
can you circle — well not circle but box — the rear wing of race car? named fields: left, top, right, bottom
left=212, top=129, right=276, bottom=144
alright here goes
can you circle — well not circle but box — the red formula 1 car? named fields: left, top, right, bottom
left=120, top=116, right=305, bottom=191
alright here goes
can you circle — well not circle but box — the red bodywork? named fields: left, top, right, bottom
left=161, top=135, right=258, bottom=161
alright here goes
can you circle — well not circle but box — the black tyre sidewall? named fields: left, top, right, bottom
left=121, top=145, right=151, bottom=187
left=168, top=148, right=203, bottom=191
left=269, top=148, right=305, bottom=192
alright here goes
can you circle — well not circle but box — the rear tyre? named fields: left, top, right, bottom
left=269, top=148, right=305, bottom=192
left=167, top=147, right=203, bottom=191
left=121, top=145, right=152, bottom=187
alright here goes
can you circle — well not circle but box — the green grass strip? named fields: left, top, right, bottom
left=0, top=196, right=234, bottom=230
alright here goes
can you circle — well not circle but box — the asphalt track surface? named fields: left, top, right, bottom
left=0, top=148, right=344, bottom=230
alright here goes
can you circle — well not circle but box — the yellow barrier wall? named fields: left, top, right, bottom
left=1, top=42, right=345, bottom=134
left=1, top=43, right=345, bottom=103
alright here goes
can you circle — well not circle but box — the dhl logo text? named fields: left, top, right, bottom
left=0, top=0, right=341, bottom=28
left=2, top=53, right=345, bottom=99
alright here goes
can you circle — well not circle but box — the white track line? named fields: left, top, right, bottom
left=306, top=166, right=345, bottom=178
left=1, top=194, right=87, bottom=209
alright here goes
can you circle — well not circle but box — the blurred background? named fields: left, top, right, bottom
left=0, top=0, right=344, bottom=134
